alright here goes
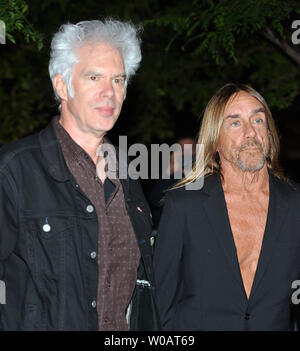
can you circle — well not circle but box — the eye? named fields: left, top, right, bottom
left=89, top=75, right=98, bottom=81
left=254, top=118, right=263, bottom=124
left=231, top=120, right=240, bottom=127
left=113, top=78, right=124, bottom=85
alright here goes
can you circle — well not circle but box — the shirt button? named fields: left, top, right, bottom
left=86, top=205, right=94, bottom=213
left=90, top=251, right=97, bottom=259
left=91, top=300, right=97, bottom=308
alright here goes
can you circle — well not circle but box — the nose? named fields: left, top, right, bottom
left=244, top=122, right=256, bottom=138
left=101, top=79, right=114, bottom=98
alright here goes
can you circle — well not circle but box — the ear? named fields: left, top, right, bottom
left=53, top=74, right=68, bottom=101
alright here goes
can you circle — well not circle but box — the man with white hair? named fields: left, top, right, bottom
left=0, top=19, right=160, bottom=331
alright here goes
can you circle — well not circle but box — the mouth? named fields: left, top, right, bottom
left=240, top=147, right=262, bottom=151
left=94, top=106, right=115, bottom=116
left=239, top=142, right=263, bottom=152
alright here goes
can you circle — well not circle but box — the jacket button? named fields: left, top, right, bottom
left=90, top=251, right=97, bottom=259
left=86, top=205, right=94, bottom=213
left=42, top=224, right=51, bottom=232
left=91, top=300, right=97, bottom=308
left=245, top=312, right=250, bottom=320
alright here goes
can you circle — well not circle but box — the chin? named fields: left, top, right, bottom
left=96, top=117, right=116, bottom=130
left=237, top=157, right=265, bottom=172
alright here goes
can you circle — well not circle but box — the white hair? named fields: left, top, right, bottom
left=48, top=19, right=142, bottom=105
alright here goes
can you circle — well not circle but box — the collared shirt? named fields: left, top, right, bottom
left=53, top=116, right=140, bottom=330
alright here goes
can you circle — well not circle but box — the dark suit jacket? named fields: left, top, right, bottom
left=153, top=173, right=300, bottom=331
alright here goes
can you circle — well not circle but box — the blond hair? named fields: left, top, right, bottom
left=175, top=83, right=283, bottom=189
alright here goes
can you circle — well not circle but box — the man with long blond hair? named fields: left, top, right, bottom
left=154, top=83, right=300, bottom=331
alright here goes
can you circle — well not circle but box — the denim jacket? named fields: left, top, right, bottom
left=0, top=121, right=161, bottom=331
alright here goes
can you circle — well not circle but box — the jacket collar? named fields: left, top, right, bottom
left=201, top=170, right=289, bottom=203
left=38, top=118, right=131, bottom=193
left=38, top=118, right=72, bottom=182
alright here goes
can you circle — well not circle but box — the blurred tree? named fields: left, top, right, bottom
left=0, top=0, right=300, bottom=146
left=0, top=0, right=43, bottom=46
left=0, top=0, right=46, bottom=144
left=144, top=0, right=300, bottom=109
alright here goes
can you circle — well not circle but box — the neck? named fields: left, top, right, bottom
left=221, top=164, right=269, bottom=194
left=59, top=116, right=103, bottom=164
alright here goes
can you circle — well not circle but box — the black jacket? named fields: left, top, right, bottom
left=154, top=173, right=300, bottom=331
left=0, top=120, right=161, bottom=331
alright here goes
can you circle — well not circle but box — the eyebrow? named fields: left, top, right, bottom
left=83, top=71, right=126, bottom=79
left=113, top=73, right=127, bottom=80
left=83, top=71, right=101, bottom=77
left=224, top=114, right=239, bottom=119
left=252, top=107, right=265, bottom=114
left=224, top=107, right=265, bottom=120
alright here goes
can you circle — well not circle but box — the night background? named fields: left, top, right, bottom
left=2, top=0, right=300, bottom=331
left=1, top=0, right=300, bottom=194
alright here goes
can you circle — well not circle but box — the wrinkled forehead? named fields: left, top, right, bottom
left=224, top=91, right=264, bottom=114
left=220, top=91, right=266, bottom=126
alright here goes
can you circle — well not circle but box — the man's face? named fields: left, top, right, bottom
left=217, top=91, right=270, bottom=173
left=58, top=42, right=126, bottom=138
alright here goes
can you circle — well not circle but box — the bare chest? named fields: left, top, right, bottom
left=224, top=193, right=269, bottom=297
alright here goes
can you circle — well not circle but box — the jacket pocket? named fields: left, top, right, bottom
left=24, top=215, right=74, bottom=273
left=23, top=214, right=75, bottom=330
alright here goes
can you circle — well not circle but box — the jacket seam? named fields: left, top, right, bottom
left=0, top=169, right=20, bottom=231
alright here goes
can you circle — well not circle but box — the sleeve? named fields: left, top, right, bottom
left=0, top=171, right=18, bottom=275
left=153, top=191, right=184, bottom=330
left=0, top=170, right=18, bottom=329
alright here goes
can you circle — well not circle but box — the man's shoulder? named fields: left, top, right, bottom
left=271, top=173, right=300, bottom=191
left=270, top=173, right=300, bottom=204
left=164, top=175, right=214, bottom=204
left=0, top=132, right=41, bottom=173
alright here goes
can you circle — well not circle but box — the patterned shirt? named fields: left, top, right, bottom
left=53, top=116, right=140, bottom=330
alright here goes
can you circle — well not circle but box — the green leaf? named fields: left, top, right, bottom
left=6, top=32, right=16, bottom=43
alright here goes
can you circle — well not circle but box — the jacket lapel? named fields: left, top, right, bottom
left=202, top=174, right=246, bottom=293
left=249, top=174, right=289, bottom=300
left=202, top=173, right=290, bottom=302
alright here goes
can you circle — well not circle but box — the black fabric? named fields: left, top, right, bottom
left=129, top=261, right=161, bottom=331
left=104, top=177, right=115, bottom=204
